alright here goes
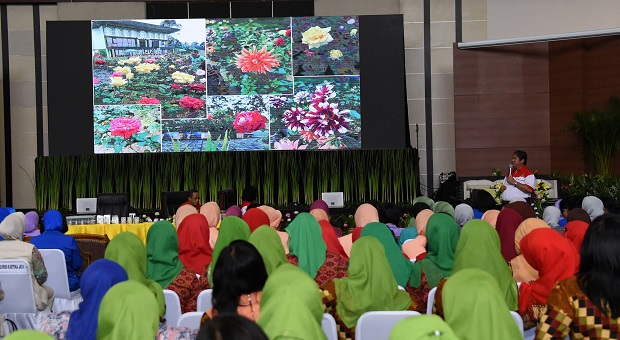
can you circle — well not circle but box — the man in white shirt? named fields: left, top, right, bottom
left=500, top=150, right=535, bottom=202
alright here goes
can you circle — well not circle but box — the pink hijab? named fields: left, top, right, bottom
left=402, top=236, right=427, bottom=260
left=175, top=205, right=200, bottom=228
left=200, top=202, right=221, bottom=228
left=414, top=209, right=434, bottom=236
left=257, top=205, right=283, bottom=228
left=481, top=209, right=501, bottom=228
left=309, top=209, right=329, bottom=222
left=353, top=204, right=379, bottom=228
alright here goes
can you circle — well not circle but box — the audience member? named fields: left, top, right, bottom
left=582, top=196, right=604, bottom=221
left=258, top=264, right=326, bottom=340
left=201, top=240, right=267, bottom=323
left=224, top=205, right=242, bottom=218
left=432, top=201, right=455, bottom=218
left=286, top=212, right=347, bottom=286
left=248, top=226, right=287, bottom=275
left=0, top=206, right=16, bottom=223
left=454, top=203, right=474, bottom=229
left=177, top=214, right=212, bottom=284
left=503, top=200, right=537, bottom=220
left=23, top=211, right=41, bottom=237
left=537, top=214, right=620, bottom=338
left=200, top=201, right=221, bottom=228
left=0, top=212, right=53, bottom=311
left=205, top=216, right=251, bottom=286
left=542, top=206, right=563, bottom=234
left=601, top=196, right=620, bottom=214
left=510, top=218, right=550, bottom=283
left=179, top=189, right=201, bottom=211
left=481, top=209, right=500, bottom=228
left=257, top=205, right=289, bottom=253
left=240, top=186, right=258, bottom=211
left=147, top=220, right=201, bottom=313
left=563, top=220, right=589, bottom=255
left=197, top=314, right=268, bottom=340
left=243, top=208, right=270, bottom=232
left=322, top=237, right=414, bottom=339
left=566, top=208, right=591, bottom=224
left=104, top=232, right=165, bottom=318
left=443, top=268, right=522, bottom=339
left=380, top=202, right=404, bottom=237
left=4, top=330, right=53, bottom=339
left=339, top=203, right=380, bottom=257
left=39, top=259, right=128, bottom=339
left=495, top=208, right=523, bottom=262
left=471, top=189, right=496, bottom=218
left=31, top=210, right=83, bottom=292
left=389, top=314, right=458, bottom=340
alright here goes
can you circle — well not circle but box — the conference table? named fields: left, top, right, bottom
left=66, top=222, right=162, bottom=244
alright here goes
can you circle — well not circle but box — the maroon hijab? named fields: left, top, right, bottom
left=503, top=201, right=536, bottom=220
left=495, top=208, right=523, bottom=262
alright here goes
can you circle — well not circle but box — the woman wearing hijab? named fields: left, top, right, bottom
left=31, top=210, right=83, bottom=292
left=23, top=211, right=40, bottom=238
left=432, top=201, right=455, bottom=218
left=204, top=216, right=251, bottom=287
left=389, top=314, right=458, bottom=340
left=97, top=281, right=160, bottom=340
left=322, top=237, right=414, bottom=340
left=224, top=205, right=242, bottom=218
left=542, top=206, right=563, bottom=234
left=536, top=214, right=620, bottom=339
left=200, top=201, right=221, bottom=228
left=481, top=209, right=500, bottom=228
left=320, top=220, right=349, bottom=261
left=454, top=203, right=474, bottom=229
left=443, top=268, right=522, bottom=340
left=413, top=196, right=435, bottom=208
left=174, top=204, right=199, bottom=228
left=176, top=214, right=212, bottom=287
left=566, top=208, right=591, bottom=224
left=104, top=232, right=165, bottom=318
left=434, top=220, right=518, bottom=317
left=147, top=220, right=201, bottom=313
left=339, top=203, right=380, bottom=256
left=563, top=220, right=589, bottom=254
left=0, top=212, right=53, bottom=311
left=200, top=241, right=268, bottom=323
left=503, top=201, right=537, bottom=220
left=258, top=264, right=327, bottom=340
left=0, top=206, right=16, bottom=223
left=286, top=213, right=347, bottom=286
left=257, top=205, right=289, bottom=254
left=582, top=196, right=605, bottom=221
left=242, top=208, right=270, bottom=232
left=495, top=208, right=524, bottom=262
left=518, top=228, right=579, bottom=329
left=248, top=226, right=287, bottom=275
left=39, top=259, right=128, bottom=339
left=414, top=209, right=434, bottom=236
left=510, top=218, right=550, bottom=283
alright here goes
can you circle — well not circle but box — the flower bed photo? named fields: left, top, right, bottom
left=161, top=119, right=230, bottom=152
left=292, top=16, right=359, bottom=76
left=205, top=18, right=293, bottom=95
left=92, top=19, right=207, bottom=125
left=93, top=105, right=161, bottom=153
left=269, top=76, right=361, bottom=150
left=206, top=95, right=270, bottom=150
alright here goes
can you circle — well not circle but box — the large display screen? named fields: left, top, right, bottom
left=91, top=17, right=361, bottom=153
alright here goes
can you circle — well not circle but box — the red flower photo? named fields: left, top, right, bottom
left=233, top=110, right=267, bottom=133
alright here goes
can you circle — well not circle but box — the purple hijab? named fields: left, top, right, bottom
left=224, top=205, right=242, bottom=218
left=24, top=211, right=41, bottom=237
left=309, top=199, right=329, bottom=215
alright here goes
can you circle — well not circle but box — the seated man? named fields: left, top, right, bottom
left=500, top=150, right=535, bottom=202
left=179, top=189, right=201, bottom=212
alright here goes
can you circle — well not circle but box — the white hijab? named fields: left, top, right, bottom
left=0, top=212, right=26, bottom=240
left=582, top=196, right=604, bottom=221
left=454, top=203, right=474, bottom=227
left=543, top=206, right=561, bottom=228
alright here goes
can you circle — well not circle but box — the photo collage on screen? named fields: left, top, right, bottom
left=92, top=17, right=360, bottom=153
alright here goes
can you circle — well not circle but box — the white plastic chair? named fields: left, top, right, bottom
left=163, top=289, right=182, bottom=326
left=39, top=249, right=82, bottom=312
left=426, top=286, right=437, bottom=315
left=355, top=311, right=421, bottom=340
left=510, top=311, right=525, bottom=338
left=321, top=313, right=338, bottom=340
left=0, top=259, right=38, bottom=330
left=177, top=311, right=203, bottom=330
left=196, top=289, right=213, bottom=312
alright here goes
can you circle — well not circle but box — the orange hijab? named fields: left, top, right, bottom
left=510, top=218, right=549, bottom=283
left=481, top=210, right=500, bottom=228
left=414, top=209, right=434, bottom=236
left=518, top=228, right=579, bottom=314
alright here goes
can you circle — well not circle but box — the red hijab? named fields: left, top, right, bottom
left=177, top=213, right=212, bottom=274
left=518, top=228, right=579, bottom=314
left=495, top=208, right=523, bottom=262
left=319, top=220, right=348, bottom=260
left=563, top=220, right=589, bottom=254
left=243, top=208, right=270, bottom=232
left=351, top=227, right=363, bottom=242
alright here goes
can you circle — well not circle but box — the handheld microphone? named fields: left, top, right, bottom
left=508, top=164, right=513, bottom=176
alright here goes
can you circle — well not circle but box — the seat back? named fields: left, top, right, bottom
left=426, top=286, right=437, bottom=315
left=73, top=233, right=110, bottom=262
left=321, top=313, right=338, bottom=340
left=196, top=289, right=213, bottom=312
left=0, top=259, right=37, bottom=313
left=161, top=191, right=190, bottom=219
left=96, top=192, right=130, bottom=217
left=163, top=289, right=182, bottom=326
left=510, top=311, right=525, bottom=338
left=177, top=311, right=203, bottom=330
left=39, top=249, right=71, bottom=299
left=355, top=311, right=421, bottom=340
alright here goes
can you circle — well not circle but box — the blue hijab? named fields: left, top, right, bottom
left=0, top=207, right=16, bottom=224
left=66, top=259, right=128, bottom=340
left=42, top=210, right=63, bottom=231
left=398, top=228, right=418, bottom=248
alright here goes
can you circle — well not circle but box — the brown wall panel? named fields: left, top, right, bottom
left=456, top=147, right=551, bottom=177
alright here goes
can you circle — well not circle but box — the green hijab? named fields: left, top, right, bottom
left=413, top=196, right=435, bottom=207
left=432, top=201, right=455, bottom=218
left=146, top=220, right=183, bottom=289
left=104, top=232, right=165, bottom=317
left=389, top=314, right=459, bottom=340
left=97, top=280, right=160, bottom=340
left=286, top=212, right=327, bottom=279
left=335, top=237, right=412, bottom=328
left=258, top=264, right=326, bottom=340
left=443, top=268, right=522, bottom=340
left=453, top=220, right=518, bottom=311
left=208, top=216, right=251, bottom=285
left=4, top=331, right=53, bottom=339
left=410, top=213, right=459, bottom=288
left=248, top=225, right=287, bottom=275
left=361, top=222, right=414, bottom=287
